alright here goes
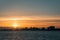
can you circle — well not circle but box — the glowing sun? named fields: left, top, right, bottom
left=12, top=22, right=19, bottom=28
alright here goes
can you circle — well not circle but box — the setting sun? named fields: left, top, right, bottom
left=12, top=24, right=18, bottom=28
left=12, top=19, right=19, bottom=28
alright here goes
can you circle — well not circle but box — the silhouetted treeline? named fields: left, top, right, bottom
left=0, top=26, right=60, bottom=31
left=0, top=27, right=13, bottom=31
left=18, top=26, right=60, bottom=31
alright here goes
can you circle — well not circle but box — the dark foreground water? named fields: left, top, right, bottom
left=0, top=31, right=60, bottom=40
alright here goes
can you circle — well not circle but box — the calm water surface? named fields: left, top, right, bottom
left=0, top=31, right=60, bottom=40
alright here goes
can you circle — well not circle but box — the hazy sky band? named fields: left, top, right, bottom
left=0, top=0, right=60, bottom=20
left=0, top=20, right=60, bottom=28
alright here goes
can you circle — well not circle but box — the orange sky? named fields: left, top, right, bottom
left=0, top=0, right=60, bottom=29
left=0, top=18, right=60, bottom=28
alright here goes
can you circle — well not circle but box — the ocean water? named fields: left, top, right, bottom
left=0, top=31, right=60, bottom=40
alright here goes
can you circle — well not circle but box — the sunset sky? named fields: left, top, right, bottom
left=0, top=0, right=60, bottom=28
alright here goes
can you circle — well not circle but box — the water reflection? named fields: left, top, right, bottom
left=0, top=31, right=60, bottom=40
